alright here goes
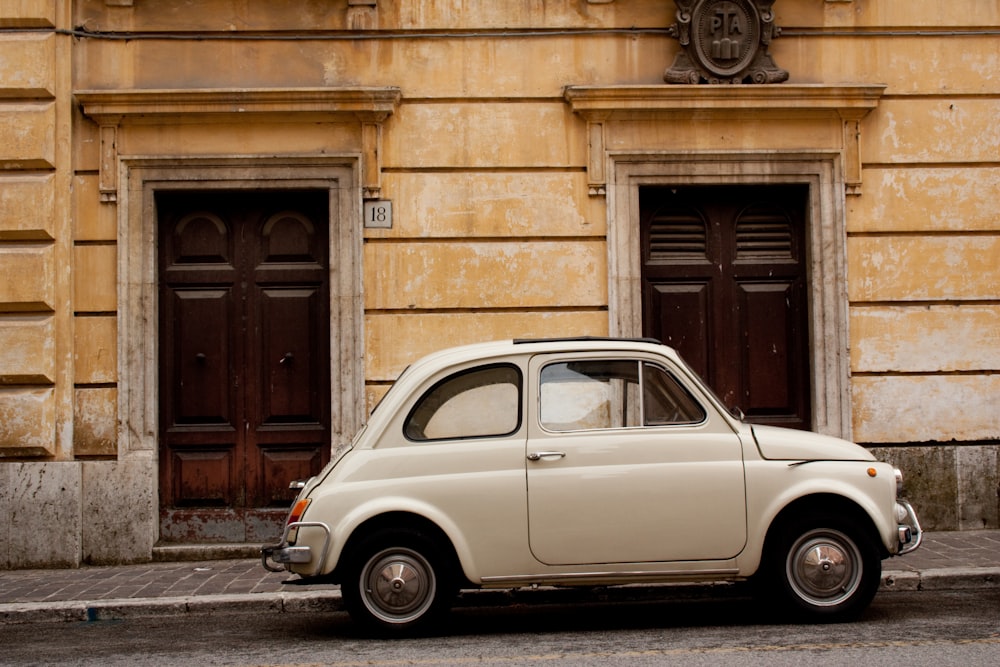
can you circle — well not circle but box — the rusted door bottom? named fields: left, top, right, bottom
left=159, top=508, right=289, bottom=544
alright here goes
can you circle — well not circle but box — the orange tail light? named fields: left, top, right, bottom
left=288, top=498, right=311, bottom=525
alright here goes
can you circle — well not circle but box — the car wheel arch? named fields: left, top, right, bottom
left=334, top=511, right=472, bottom=587
left=752, top=493, right=885, bottom=620
left=761, top=494, right=887, bottom=565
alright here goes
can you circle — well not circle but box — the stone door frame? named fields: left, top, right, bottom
left=607, top=151, right=852, bottom=439
left=116, top=155, right=366, bottom=473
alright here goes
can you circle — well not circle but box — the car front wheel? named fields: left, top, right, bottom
left=341, top=530, right=454, bottom=635
left=765, top=517, right=881, bottom=621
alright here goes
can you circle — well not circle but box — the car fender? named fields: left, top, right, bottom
left=315, top=494, right=481, bottom=582
left=739, top=459, right=898, bottom=574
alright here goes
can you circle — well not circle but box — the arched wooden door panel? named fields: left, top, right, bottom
left=157, top=190, right=331, bottom=543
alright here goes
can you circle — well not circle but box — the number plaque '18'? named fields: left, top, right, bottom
left=364, top=200, right=393, bottom=229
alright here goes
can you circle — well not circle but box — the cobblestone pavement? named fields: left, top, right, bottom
left=885, top=529, right=1000, bottom=572
left=1, top=531, right=997, bottom=624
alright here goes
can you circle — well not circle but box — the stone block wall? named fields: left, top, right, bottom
left=0, top=3, right=61, bottom=461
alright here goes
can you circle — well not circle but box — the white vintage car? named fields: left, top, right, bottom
left=263, top=338, right=921, bottom=633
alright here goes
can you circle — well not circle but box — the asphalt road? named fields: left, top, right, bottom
left=1, top=588, right=997, bottom=666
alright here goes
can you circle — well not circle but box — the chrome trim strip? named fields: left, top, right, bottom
left=481, top=568, right=740, bottom=585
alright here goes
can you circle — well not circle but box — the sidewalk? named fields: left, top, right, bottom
left=1, top=530, right=998, bottom=625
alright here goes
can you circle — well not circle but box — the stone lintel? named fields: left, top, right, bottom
left=565, top=84, right=885, bottom=197
left=75, top=87, right=401, bottom=124
left=565, top=84, right=885, bottom=117
left=76, top=87, right=401, bottom=202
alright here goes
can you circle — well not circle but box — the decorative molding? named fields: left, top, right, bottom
left=361, top=121, right=384, bottom=200
left=841, top=117, right=864, bottom=196
left=76, top=87, right=401, bottom=201
left=347, top=0, right=378, bottom=30
left=98, top=124, right=119, bottom=202
left=586, top=118, right=609, bottom=196
left=104, top=1, right=384, bottom=24
left=75, top=87, right=401, bottom=122
left=665, top=0, right=787, bottom=84
left=565, top=84, right=885, bottom=196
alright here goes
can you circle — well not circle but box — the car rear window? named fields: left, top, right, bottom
left=404, top=364, right=522, bottom=441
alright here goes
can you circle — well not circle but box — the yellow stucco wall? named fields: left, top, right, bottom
left=0, top=0, right=996, bottom=446
left=1, top=0, right=997, bottom=437
left=0, top=1, right=997, bottom=552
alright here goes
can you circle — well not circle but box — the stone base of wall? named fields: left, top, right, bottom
left=0, top=463, right=81, bottom=568
left=81, top=458, right=157, bottom=565
left=0, top=459, right=155, bottom=569
left=869, top=443, right=1000, bottom=531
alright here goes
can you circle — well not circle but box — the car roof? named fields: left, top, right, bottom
left=365, top=337, right=737, bottom=439
left=404, top=337, right=680, bottom=375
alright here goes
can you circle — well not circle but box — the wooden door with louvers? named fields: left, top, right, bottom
left=157, top=190, right=331, bottom=543
left=640, top=185, right=811, bottom=430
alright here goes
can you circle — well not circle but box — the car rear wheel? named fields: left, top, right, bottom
left=341, top=529, right=454, bottom=635
left=764, top=516, right=881, bottom=621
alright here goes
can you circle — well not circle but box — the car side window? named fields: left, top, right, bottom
left=642, top=362, right=706, bottom=425
left=539, top=360, right=639, bottom=430
left=539, top=360, right=704, bottom=431
left=404, top=364, right=522, bottom=441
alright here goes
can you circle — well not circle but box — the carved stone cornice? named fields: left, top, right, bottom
left=75, top=87, right=401, bottom=124
left=76, top=87, right=401, bottom=201
left=565, top=84, right=882, bottom=117
left=565, top=84, right=885, bottom=196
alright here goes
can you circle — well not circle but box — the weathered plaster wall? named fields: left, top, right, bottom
left=812, top=1, right=1000, bottom=529
left=1, top=1, right=77, bottom=568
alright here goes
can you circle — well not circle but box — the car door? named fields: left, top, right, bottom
left=525, top=353, right=747, bottom=566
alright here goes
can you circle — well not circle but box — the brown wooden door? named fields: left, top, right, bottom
left=157, top=190, right=331, bottom=543
left=640, top=185, right=811, bottom=429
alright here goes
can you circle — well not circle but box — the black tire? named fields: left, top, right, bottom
left=761, top=515, right=881, bottom=622
left=340, top=529, right=454, bottom=635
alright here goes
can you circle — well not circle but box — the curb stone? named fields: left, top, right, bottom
left=916, top=567, right=1000, bottom=591
left=0, top=593, right=327, bottom=625
left=880, top=571, right=921, bottom=592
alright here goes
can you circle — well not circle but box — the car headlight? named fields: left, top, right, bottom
left=894, top=468, right=904, bottom=495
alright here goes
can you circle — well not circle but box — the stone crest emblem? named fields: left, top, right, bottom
left=665, top=0, right=788, bottom=84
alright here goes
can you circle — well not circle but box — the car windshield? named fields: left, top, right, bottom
left=670, top=351, right=745, bottom=422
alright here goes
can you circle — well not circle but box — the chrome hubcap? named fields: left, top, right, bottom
left=361, top=548, right=435, bottom=623
left=786, top=528, right=862, bottom=607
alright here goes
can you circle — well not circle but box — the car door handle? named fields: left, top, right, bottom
left=527, top=451, right=566, bottom=461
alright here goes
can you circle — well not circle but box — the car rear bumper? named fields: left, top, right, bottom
left=261, top=521, right=332, bottom=577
